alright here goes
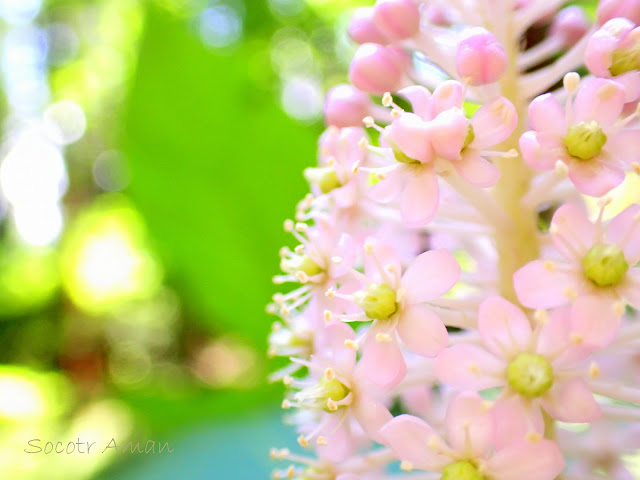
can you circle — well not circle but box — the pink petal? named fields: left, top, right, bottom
left=324, top=322, right=357, bottom=374
left=513, top=259, right=578, bottom=309
left=329, top=233, right=357, bottom=278
left=570, top=296, right=622, bottom=349
left=445, top=392, right=493, bottom=458
left=528, top=93, right=567, bottom=135
left=605, top=203, right=640, bottom=265
left=550, top=203, right=595, bottom=260
left=615, top=70, right=640, bottom=102
left=470, top=96, right=518, bottom=149
left=430, top=80, right=465, bottom=116
left=428, top=108, right=469, bottom=160
left=398, top=85, right=432, bottom=120
left=574, top=78, right=626, bottom=127
left=484, top=439, right=565, bottom=480
left=401, top=249, right=461, bottom=303
left=619, top=270, right=640, bottom=308
left=360, top=328, right=407, bottom=390
left=519, top=131, right=565, bottom=171
left=566, top=156, right=626, bottom=197
left=540, top=378, right=601, bottom=423
left=453, top=151, right=500, bottom=187
left=337, top=475, right=361, bottom=480
left=400, top=166, right=439, bottom=227
left=387, top=113, right=434, bottom=163
left=369, top=167, right=405, bottom=203
left=435, top=344, right=505, bottom=390
left=606, top=128, right=640, bottom=165
left=380, top=415, right=451, bottom=470
left=491, top=396, right=544, bottom=449
left=397, top=304, right=448, bottom=357
left=317, top=421, right=354, bottom=462
left=351, top=394, right=393, bottom=444
left=478, top=296, right=532, bottom=357
left=537, top=307, right=591, bottom=366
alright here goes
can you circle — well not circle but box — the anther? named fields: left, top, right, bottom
left=324, top=368, right=336, bottom=380
left=570, top=333, right=583, bottom=344
left=344, top=339, right=359, bottom=350
left=286, top=465, right=295, bottom=479
left=543, top=260, right=556, bottom=272
left=295, top=222, right=308, bottom=232
left=363, top=116, right=375, bottom=128
left=297, top=436, right=309, bottom=448
left=331, top=256, right=342, bottom=264
left=325, top=288, right=336, bottom=298
left=326, top=399, right=338, bottom=412
left=534, top=309, right=549, bottom=324
left=294, top=245, right=305, bottom=254
left=283, top=376, right=293, bottom=386
left=563, top=72, right=580, bottom=93
left=382, top=92, right=393, bottom=107
left=284, top=219, right=294, bottom=232
left=375, top=333, right=392, bottom=342
left=613, top=301, right=625, bottom=316
left=589, top=361, right=601, bottom=379
left=400, top=461, right=414, bottom=472
left=282, top=399, right=291, bottom=409
left=324, top=310, right=333, bottom=322
left=316, top=437, right=328, bottom=446
left=296, top=271, right=309, bottom=284
left=526, top=432, right=542, bottom=442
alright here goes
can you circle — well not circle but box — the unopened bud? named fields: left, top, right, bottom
left=349, top=44, right=409, bottom=95
left=348, top=7, right=390, bottom=44
left=373, top=0, right=420, bottom=41
left=324, top=84, right=371, bottom=128
left=456, top=28, right=507, bottom=86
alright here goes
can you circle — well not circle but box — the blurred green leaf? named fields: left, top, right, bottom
left=120, top=6, right=317, bottom=349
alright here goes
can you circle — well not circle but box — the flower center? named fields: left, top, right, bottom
left=441, top=461, right=484, bottom=480
left=354, top=283, right=398, bottom=320
left=462, top=124, right=475, bottom=150
left=609, top=40, right=640, bottom=76
left=296, top=375, right=351, bottom=413
left=281, top=255, right=323, bottom=277
left=304, top=166, right=341, bottom=194
left=582, top=244, right=629, bottom=287
left=507, top=353, right=554, bottom=398
left=392, top=146, right=421, bottom=165
left=563, top=121, right=607, bottom=160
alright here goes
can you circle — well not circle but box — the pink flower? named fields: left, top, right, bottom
left=381, top=391, right=565, bottom=480
left=364, top=83, right=516, bottom=226
left=520, top=77, right=640, bottom=197
left=330, top=239, right=460, bottom=390
left=513, top=202, right=640, bottom=346
left=584, top=18, right=640, bottom=101
left=286, top=322, right=392, bottom=458
left=435, top=297, right=602, bottom=428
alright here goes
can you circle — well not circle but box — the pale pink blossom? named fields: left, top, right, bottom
left=364, top=83, right=516, bottom=226
left=287, top=322, right=392, bottom=459
left=520, top=77, right=640, bottom=197
left=330, top=238, right=460, bottom=390
left=381, top=391, right=565, bottom=480
left=435, top=297, right=601, bottom=429
left=513, top=203, right=640, bottom=346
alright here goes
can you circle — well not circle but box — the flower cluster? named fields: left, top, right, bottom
left=269, top=1, right=640, bottom=479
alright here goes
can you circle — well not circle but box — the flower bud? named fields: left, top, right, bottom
left=349, top=44, right=409, bottom=95
left=348, top=7, right=390, bottom=45
left=585, top=18, right=637, bottom=77
left=456, top=28, right=508, bottom=86
left=372, top=0, right=420, bottom=41
left=424, top=5, right=450, bottom=26
left=324, top=85, right=370, bottom=128
left=597, top=0, right=640, bottom=25
left=550, top=6, right=590, bottom=47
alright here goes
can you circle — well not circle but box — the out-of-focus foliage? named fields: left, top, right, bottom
left=0, top=0, right=365, bottom=478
